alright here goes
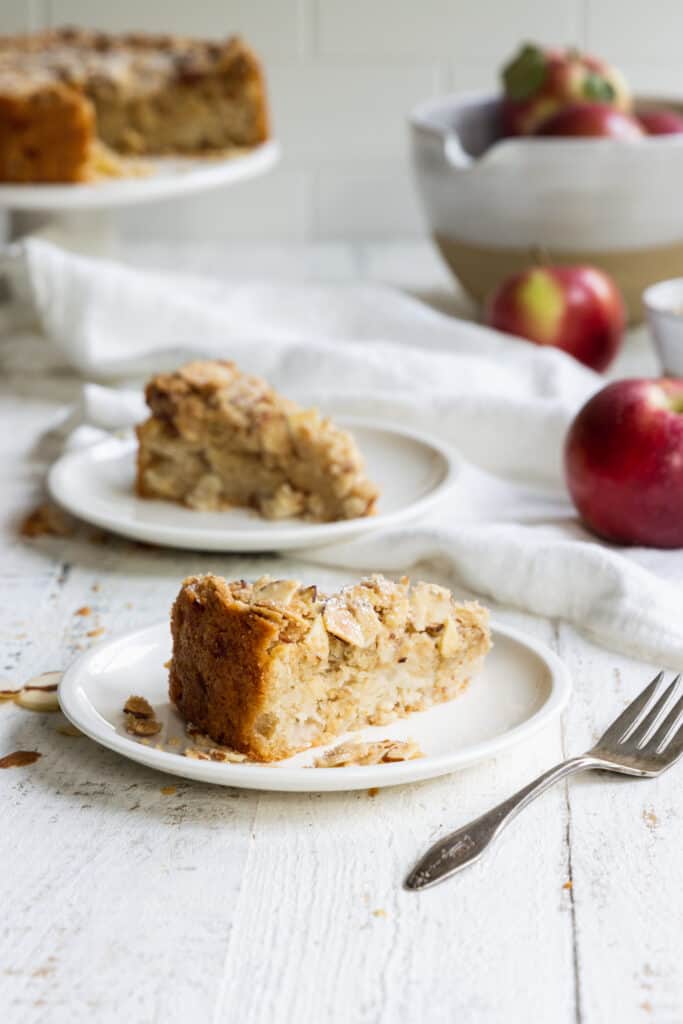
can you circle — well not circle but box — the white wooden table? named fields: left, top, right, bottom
left=1, top=241, right=680, bottom=1024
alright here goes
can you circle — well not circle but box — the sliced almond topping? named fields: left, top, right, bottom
left=323, top=601, right=365, bottom=646
left=380, top=739, right=423, bottom=762
left=182, top=725, right=246, bottom=761
left=349, top=599, right=381, bottom=647
left=123, top=695, right=155, bottom=719
left=252, top=578, right=300, bottom=606
left=439, top=617, right=463, bottom=658
left=206, top=747, right=247, bottom=763
left=304, top=615, right=329, bottom=660
left=313, top=737, right=423, bottom=768
left=251, top=604, right=285, bottom=624
left=409, top=582, right=453, bottom=631
left=125, top=715, right=161, bottom=737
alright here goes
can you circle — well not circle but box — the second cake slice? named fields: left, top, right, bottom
left=136, top=360, right=379, bottom=522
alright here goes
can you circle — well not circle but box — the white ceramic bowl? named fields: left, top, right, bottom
left=643, top=278, right=683, bottom=375
left=410, top=93, right=683, bottom=322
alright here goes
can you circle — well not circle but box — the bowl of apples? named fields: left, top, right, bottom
left=410, top=43, right=683, bottom=323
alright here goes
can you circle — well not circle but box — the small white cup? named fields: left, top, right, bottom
left=643, top=278, right=683, bottom=376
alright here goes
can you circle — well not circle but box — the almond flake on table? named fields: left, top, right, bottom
left=0, top=750, right=42, bottom=769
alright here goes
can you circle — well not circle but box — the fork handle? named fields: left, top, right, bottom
left=405, top=754, right=600, bottom=890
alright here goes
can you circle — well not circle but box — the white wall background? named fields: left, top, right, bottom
left=4, top=0, right=683, bottom=240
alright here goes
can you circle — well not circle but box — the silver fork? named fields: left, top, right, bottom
left=405, top=671, right=683, bottom=891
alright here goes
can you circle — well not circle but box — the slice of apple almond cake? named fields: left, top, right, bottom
left=136, top=360, right=379, bottom=522
left=169, top=573, right=491, bottom=762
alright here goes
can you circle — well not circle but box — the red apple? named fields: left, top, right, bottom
left=501, top=43, right=631, bottom=137
left=535, top=102, right=643, bottom=138
left=565, top=379, right=683, bottom=547
left=637, top=108, right=683, bottom=135
left=484, top=266, right=625, bottom=371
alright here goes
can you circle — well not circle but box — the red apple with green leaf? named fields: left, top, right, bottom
left=565, top=379, right=683, bottom=548
left=535, top=102, right=643, bottom=138
left=501, top=43, right=631, bottom=137
left=484, top=265, right=625, bottom=371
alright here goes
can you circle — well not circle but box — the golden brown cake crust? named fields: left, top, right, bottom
left=0, top=82, right=93, bottom=183
left=169, top=573, right=492, bottom=762
left=136, top=360, right=380, bottom=522
left=169, top=575, right=278, bottom=760
left=0, top=27, right=269, bottom=182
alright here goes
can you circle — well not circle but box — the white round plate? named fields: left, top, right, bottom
left=48, top=417, right=460, bottom=552
left=0, top=140, right=279, bottom=210
left=59, top=619, right=571, bottom=793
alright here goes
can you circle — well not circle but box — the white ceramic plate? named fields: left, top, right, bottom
left=58, top=620, right=571, bottom=793
left=0, top=141, right=279, bottom=210
left=48, top=417, right=459, bottom=552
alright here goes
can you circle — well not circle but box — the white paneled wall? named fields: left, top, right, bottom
left=4, top=1, right=683, bottom=239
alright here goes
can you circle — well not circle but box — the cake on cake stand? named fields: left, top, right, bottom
left=0, top=140, right=280, bottom=250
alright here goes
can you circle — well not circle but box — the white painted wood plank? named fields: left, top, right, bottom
left=557, top=625, right=683, bottom=1024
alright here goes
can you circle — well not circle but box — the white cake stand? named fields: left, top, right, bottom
left=0, top=140, right=280, bottom=248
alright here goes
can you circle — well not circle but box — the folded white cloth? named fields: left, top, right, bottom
left=3, top=238, right=682, bottom=666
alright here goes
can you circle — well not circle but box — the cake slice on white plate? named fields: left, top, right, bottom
left=168, top=573, right=491, bottom=762
left=136, top=360, right=380, bottom=522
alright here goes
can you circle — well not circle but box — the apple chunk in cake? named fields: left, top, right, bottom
left=136, top=360, right=379, bottom=522
left=169, top=573, right=491, bottom=762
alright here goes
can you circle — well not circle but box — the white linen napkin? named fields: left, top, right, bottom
left=3, top=237, right=682, bottom=666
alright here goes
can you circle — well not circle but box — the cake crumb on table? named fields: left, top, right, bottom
left=19, top=503, right=72, bottom=539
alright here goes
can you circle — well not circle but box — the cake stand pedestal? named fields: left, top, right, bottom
left=0, top=141, right=280, bottom=253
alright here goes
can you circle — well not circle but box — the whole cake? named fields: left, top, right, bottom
left=169, top=573, right=491, bottom=762
left=0, top=27, right=269, bottom=182
left=136, top=360, right=380, bottom=522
